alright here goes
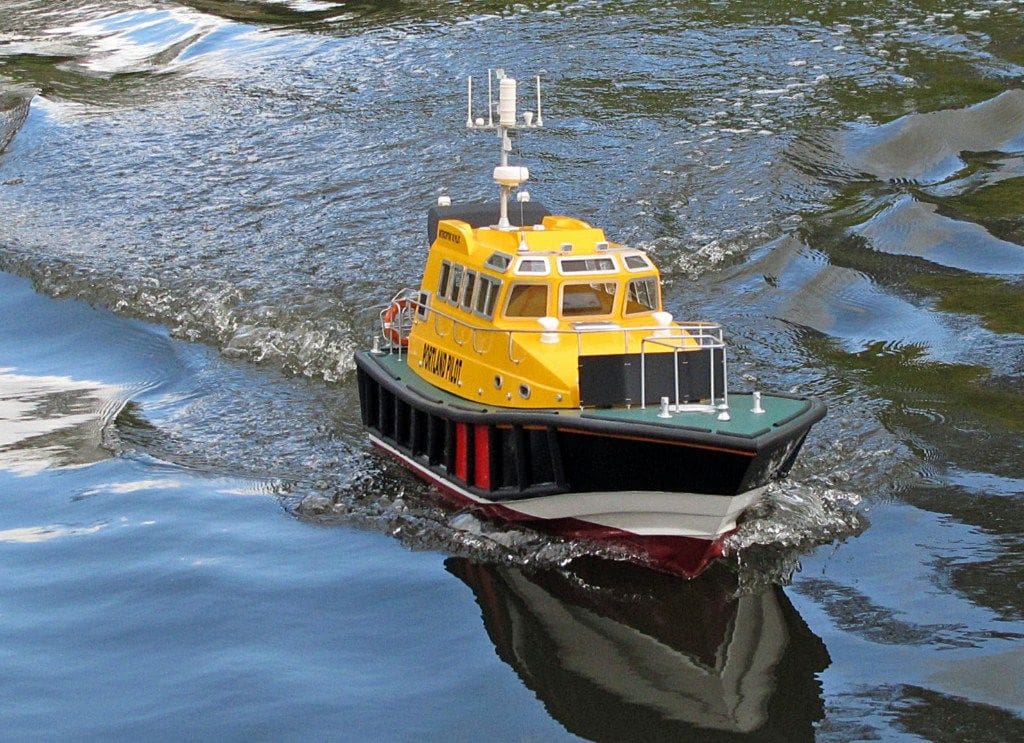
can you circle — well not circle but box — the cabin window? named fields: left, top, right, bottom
left=505, top=284, right=549, bottom=318
left=625, top=277, right=659, bottom=314
left=485, top=252, right=512, bottom=273
left=515, top=257, right=549, bottom=275
left=416, top=290, right=430, bottom=320
left=437, top=261, right=452, bottom=299
left=448, top=265, right=465, bottom=303
left=561, top=282, right=617, bottom=317
left=461, top=270, right=477, bottom=310
left=558, top=257, right=616, bottom=275
left=624, top=254, right=652, bottom=271
left=475, top=276, right=501, bottom=318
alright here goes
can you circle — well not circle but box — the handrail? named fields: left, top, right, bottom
left=640, top=334, right=727, bottom=410
left=375, top=287, right=729, bottom=408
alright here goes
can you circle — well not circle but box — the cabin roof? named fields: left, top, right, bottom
left=427, top=200, right=550, bottom=245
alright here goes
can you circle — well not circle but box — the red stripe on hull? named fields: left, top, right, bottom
left=371, top=438, right=730, bottom=579
left=454, top=422, right=468, bottom=481
left=473, top=424, right=491, bottom=490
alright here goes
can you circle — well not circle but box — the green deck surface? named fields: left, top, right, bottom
left=370, top=351, right=809, bottom=438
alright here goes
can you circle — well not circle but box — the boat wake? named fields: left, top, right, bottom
left=0, top=90, right=31, bottom=155
left=287, top=450, right=864, bottom=585
left=0, top=250, right=364, bottom=381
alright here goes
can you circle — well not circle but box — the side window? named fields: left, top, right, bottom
left=505, top=284, right=549, bottom=317
left=561, top=282, right=617, bottom=317
left=416, top=290, right=430, bottom=319
left=437, top=261, right=452, bottom=300
left=475, top=276, right=501, bottom=318
left=461, top=270, right=477, bottom=310
left=484, top=282, right=499, bottom=317
left=625, top=277, right=659, bottom=314
left=448, top=265, right=465, bottom=303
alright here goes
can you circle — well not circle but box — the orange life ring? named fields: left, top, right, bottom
left=382, top=298, right=413, bottom=346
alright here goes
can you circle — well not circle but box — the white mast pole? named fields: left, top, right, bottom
left=487, top=69, right=494, bottom=127
left=466, top=76, right=473, bottom=127
left=535, top=75, right=543, bottom=127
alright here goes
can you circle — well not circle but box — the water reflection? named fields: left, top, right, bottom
left=0, top=368, right=124, bottom=475
left=448, top=558, right=830, bottom=742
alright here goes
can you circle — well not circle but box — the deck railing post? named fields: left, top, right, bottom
left=640, top=338, right=647, bottom=409
left=673, top=347, right=680, bottom=411
left=709, top=341, right=716, bottom=406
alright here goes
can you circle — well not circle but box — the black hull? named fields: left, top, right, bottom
left=355, top=351, right=824, bottom=503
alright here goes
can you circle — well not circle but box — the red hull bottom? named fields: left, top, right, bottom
left=372, top=439, right=730, bottom=579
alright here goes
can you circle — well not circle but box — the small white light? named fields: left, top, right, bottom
left=475, top=117, right=484, bottom=126
left=751, top=391, right=765, bottom=414
left=516, top=190, right=530, bottom=203
left=437, top=195, right=451, bottom=207
left=523, top=111, right=534, bottom=126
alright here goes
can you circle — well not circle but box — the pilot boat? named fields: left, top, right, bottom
left=355, top=71, right=825, bottom=577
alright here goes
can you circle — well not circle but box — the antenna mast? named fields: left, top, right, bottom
left=465, top=71, right=544, bottom=230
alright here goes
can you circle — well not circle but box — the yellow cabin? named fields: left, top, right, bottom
left=382, top=202, right=716, bottom=410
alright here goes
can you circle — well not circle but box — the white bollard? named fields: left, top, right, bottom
left=538, top=316, right=559, bottom=344
left=658, top=396, right=672, bottom=418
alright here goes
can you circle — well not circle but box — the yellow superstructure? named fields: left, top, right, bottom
left=402, top=213, right=697, bottom=409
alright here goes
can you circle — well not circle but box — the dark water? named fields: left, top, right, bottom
left=1, top=1, right=1022, bottom=739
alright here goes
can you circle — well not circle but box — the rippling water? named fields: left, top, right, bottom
left=2, top=1, right=1023, bottom=739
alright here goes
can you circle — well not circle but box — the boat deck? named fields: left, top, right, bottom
left=368, top=351, right=815, bottom=442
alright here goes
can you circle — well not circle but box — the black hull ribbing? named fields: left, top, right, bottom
left=356, top=352, right=825, bottom=503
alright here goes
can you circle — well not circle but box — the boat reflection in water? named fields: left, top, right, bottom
left=447, top=558, right=830, bottom=742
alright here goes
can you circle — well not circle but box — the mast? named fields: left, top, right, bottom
left=465, top=70, right=544, bottom=230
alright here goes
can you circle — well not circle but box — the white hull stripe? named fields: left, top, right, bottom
left=369, top=434, right=765, bottom=540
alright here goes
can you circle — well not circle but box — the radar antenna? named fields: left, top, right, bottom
left=465, top=70, right=544, bottom=230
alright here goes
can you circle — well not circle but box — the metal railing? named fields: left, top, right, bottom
left=375, top=287, right=729, bottom=411
left=640, top=332, right=727, bottom=413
